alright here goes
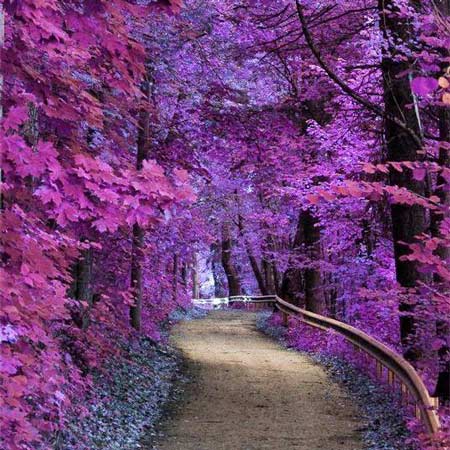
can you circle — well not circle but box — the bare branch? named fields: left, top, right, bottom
left=295, top=0, right=422, bottom=147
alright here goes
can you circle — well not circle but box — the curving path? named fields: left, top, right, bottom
left=151, top=310, right=364, bottom=450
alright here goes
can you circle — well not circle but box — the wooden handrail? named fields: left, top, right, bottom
left=225, top=294, right=442, bottom=438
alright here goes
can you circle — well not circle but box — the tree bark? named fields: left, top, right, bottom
left=237, top=213, right=268, bottom=294
left=181, top=261, right=189, bottom=293
left=431, top=0, right=450, bottom=404
left=272, top=260, right=280, bottom=294
left=280, top=209, right=323, bottom=312
left=235, top=194, right=271, bottom=295
left=130, top=76, right=152, bottom=331
left=301, top=209, right=324, bottom=314
left=221, top=222, right=242, bottom=296
left=262, top=258, right=276, bottom=294
left=192, top=252, right=200, bottom=299
left=280, top=211, right=306, bottom=305
left=249, top=253, right=268, bottom=295
left=266, top=236, right=280, bottom=294
left=431, top=81, right=450, bottom=403
left=432, top=91, right=450, bottom=404
left=172, top=253, right=179, bottom=302
left=211, top=243, right=227, bottom=297
left=69, top=246, right=94, bottom=330
left=378, top=0, right=429, bottom=354
left=130, top=223, right=144, bottom=331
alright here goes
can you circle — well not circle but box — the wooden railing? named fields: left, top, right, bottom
left=201, top=294, right=442, bottom=440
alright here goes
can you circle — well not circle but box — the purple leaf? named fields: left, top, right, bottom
left=411, top=77, right=438, bottom=96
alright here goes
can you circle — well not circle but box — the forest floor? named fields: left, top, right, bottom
left=146, top=310, right=364, bottom=450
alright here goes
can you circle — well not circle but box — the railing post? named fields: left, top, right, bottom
left=376, top=361, right=383, bottom=380
left=400, top=383, right=408, bottom=406
left=387, top=369, right=396, bottom=393
left=414, top=403, right=421, bottom=420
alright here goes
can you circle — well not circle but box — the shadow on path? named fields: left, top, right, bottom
left=148, top=310, right=364, bottom=450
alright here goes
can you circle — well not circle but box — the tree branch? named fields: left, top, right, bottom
left=295, top=0, right=422, bottom=147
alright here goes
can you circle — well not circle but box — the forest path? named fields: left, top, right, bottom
left=150, top=310, right=364, bottom=450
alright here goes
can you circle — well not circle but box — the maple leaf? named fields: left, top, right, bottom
left=362, top=163, right=376, bottom=174
left=389, top=162, right=403, bottom=173
left=413, top=168, right=427, bottom=181
left=92, top=218, right=118, bottom=233
left=411, top=76, right=438, bottom=96
left=3, top=107, right=29, bottom=131
left=35, top=186, right=63, bottom=206
left=307, top=194, right=320, bottom=205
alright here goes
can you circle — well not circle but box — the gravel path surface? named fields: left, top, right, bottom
left=150, top=310, right=364, bottom=450
left=256, top=311, right=414, bottom=450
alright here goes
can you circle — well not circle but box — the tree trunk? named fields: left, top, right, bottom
left=431, top=0, right=450, bottom=404
left=324, top=273, right=338, bottom=319
left=378, top=0, right=429, bottom=355
left=262, top=258, right=276, bottom=294
left=272, top=260, right=280, bottom=294
left=192, top=252, right=200, bottom=299
left=181, top=262, right=188, bottom=289
left=236, top=209, right=268, bottom=294
left=435, top=317, right=450, bottom=403
left=249, top=253, right=267, bottom=295
left=301, top=209, right=324, bottom=314
left=129, top=77, right=152, bottom=331
left=130, top=223, right=144, bottom=331
left=70, top=247, right=94, bottom=330
left=266, top=241, right=279, bottom=295
left=431, top=82, right=450, bottom=403
left=238, top=222, right=266, bottom=294
left=172, top=253, right=179, bottom=302
left=211, top=243, right=227, bottom=297
left=280, top=209, right=324, bottom=311
left=432, top=107, right=450, bottom=404
left=431, top=106, right=450, bottom=267
left=280, top=211, right=306, bottom=305
left=221, top=222, right=242, bottom=296
left=280, top=209, right=323, bottom=311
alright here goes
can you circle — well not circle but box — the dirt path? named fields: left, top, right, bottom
left=151, top=310, right=364, bottom=450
